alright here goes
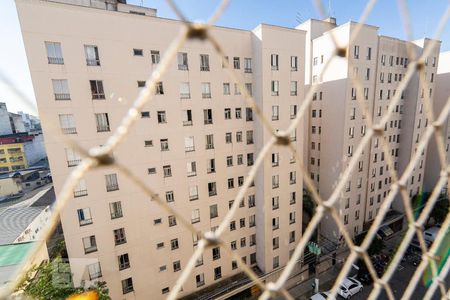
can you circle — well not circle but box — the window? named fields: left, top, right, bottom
left=181, top=110, right=193, bottom=126
left=271, top=80, right=279, bottom=96
left=88, top=262, right=102, bottom=280
left=272, top=152, right=279, bottom=166
left=202, top=159, right=215, bottom=175
left=210, top=204, right=218, bottom=218
left=156, top=82, right=164, bottom=94
left=223, top=83, right=230, bottom=95
left=105, top=174, right=119, bottom=191
left=77, top=208, right=92, bottom=226
left=367, top=47, right=371, bottom=60
left=214, top=266, right=222, bottom=280
left=272, top=217, right=279, bottom=230
left=273, top=237, right=279, bottom=249
left=224, top=108, right=232, bottom=120
left=180, top=82, right=190, bottom=99
left=206, top=134, right=214, bottom=149
left=289, top=231, right=296, bottom=243
left=157, top=111, right=166, bottom=123
left=196, top=273, right=205, bottom=287
left=187, top=161, right=196, bottom=177
left=160, top=139, right=169, bottom=151
left=45, top=41, right=63, bottom=64
left=246, top=130, right=254, bottom=144
left=82, top=235, right=97, bottom=253
left=52, top=79, right=70, bottom=100
left=226, top=156, right=233, bottom=167
left=248, top=194, right=255, bottom=207
left=118, top=253, right=130, bottom=270
left=200, top=54, right=210, bottom=71
left=249, top=215, right=256, bottom=227
left=291, top=56, right=298, bottom=71
left=237, top=154, right=243, bottom=165
left=289, top=212, right=296, bottom=224
left=201, top=82, right=211, bottom=98
left=354, top=45, right=359, bottom=59
left=151, top=50, right=160, bottom=64
left=59, top=114, right=76, bottom=134
left=121, top=278, right=134, bottom=294
left=271, top=54, right=279, bottom=70
left=244, top=58, right=252, bottom=72
left=73, top=178, right=88, bottom=198
left=110, top=201, right=123, bottom=219
left=245, top=83, right=252, bottom=96
left=168, top=215, right=177, bottom=227
left=246, top=108, right=253, bottom=121
left=234, top=83, right=241, bottom=95
left=290, top=81, right=297, bottom=96
left=177, top=52, right=188, bottom=70
left=114, top=228, right=126, bottom=245
left=247, top=153, right=254, bottom=166
left=290, top=105, right=297, bottom=119
left=184, top=136, right=195, bottom=152
left=227, top=178, right=234, bottom=189
left=204, top=109, right=213, bottom=124
left=144, top=140, right=153, bottom=147
left=85, top=45, right=100, bottom=66
left=212, top=247, right=221, bottom=260
left=290, top=192, right=296, bottom=204
left=163, top=165, right=172, bottom=177
left=233, top=57, right=240, bottom=69
left=95, top=113, right=110, bottom=132
left=208, top=182, right=217, bottom=196
left=365, top=68, right=370, bottom=81
left=225, top=132, right=232, bottom=144
left=272, top=175, right=279, bottom=189
left=90, top=80, right=105, bottom=99
left=133, top=48, right=143, bottom=56
left=290, top=171, right=296, bottom=184
left=189, top=186, right=199, bottom=201
left=191, top=209, right=200, bottom=223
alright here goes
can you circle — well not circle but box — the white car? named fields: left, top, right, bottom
left=338, top=277, right=363, bottom=299
left=309, top=291, right=336, bottom=300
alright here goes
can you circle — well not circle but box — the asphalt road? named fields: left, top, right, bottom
left=350, top=261, right=450, bottom=300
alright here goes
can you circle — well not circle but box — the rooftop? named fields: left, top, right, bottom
left=0, top=242, right=37, bottom=285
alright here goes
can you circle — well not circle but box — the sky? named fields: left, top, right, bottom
left=0, top=0, right=449, bottom=116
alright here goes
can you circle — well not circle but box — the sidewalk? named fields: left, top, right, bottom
left=287, top=264, right=343, bottom=300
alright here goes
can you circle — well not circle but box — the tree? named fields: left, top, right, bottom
left=427, top=195, right=449, bottom=226
left=354, top=232, right=384, bottom=256
left=17, top=257, right=110, bottom=300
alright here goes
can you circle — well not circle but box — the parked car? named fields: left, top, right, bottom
left=310, top=291, right=336, bottom=300
left=338, top=277, right=363, bottom=299
left=423, top=226, right=441, bottom=244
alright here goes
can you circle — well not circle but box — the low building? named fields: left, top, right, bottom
left=0, top=173, right=23, bottom=200
left=0, top=134, right=46, bottom=173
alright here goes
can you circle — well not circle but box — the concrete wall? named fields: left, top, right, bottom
left=0, top=177, right=22, bottom=198
left=24, top=134, right=47, bottom=165
left=0, top=103, right=13, bottom=136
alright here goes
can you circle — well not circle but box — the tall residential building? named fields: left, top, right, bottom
left=297, top=19, right=440, bottom=241
left=0, top=134, right=46, bottom=172
left=425, top=51, right=450, bottom=193
left=16, top=0, right=305, bottom=298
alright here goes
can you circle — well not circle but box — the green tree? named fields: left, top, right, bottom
left=18, top=257, right=110, bottom=300
left=428, top=195, right=449, bottom=225
left=354, top=232, right=384, bottom=256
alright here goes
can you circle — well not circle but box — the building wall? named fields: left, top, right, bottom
left=9, top=113, right=27, bottom=133
left=17, top=0, right=305, bottom=298
left=0, top=103, right=13, bottom=136
left=0, top=143, right=28, bottom=173
left=24, top=134, right=47, bottom=165
left=0, top=177, right=22, bottom=198
left=424, top=51, right=450, bottom=192
left=15, top=206, right=52, bottom=243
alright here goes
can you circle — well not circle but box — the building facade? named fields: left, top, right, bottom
left=0, top=134, right=46, bottom=172
left=16, top=0, right=305, bottom=298
left=297, top=19, right=440, bottom=241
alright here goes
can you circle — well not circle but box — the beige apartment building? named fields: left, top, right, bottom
left=16, top=0, right=305, bottom=298
left=298, top=18, right=440, bottom=241
left=424, top=51, right=450, bottom=193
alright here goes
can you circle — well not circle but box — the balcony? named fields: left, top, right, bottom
left=289, top=219, right=295, bottom=225
left=244, top=68, right=252, bottom=73
left=291, top=66, right=298, bottom=71
left=54, top=93, right=71, bottom=100
left=191, top=217, right=200, bottom=224
left=62, top=127, right=77, bottom=134
left=200, top=66, right=210, bottom=71
left=202, top=93, right=211, bottom=99
left=185, top=146, right=195, bottom=152
left=204, top=119, right=213, bottom=125
left=67, top=159, right=82, bottom=167
left=97, top=125, right=110, bottom=132
left=189, top=194, right=199, bottom=201
left=272, top=183, right=279, bottom=189
left=48, top=57, right=64, bottom=64
left=213, top=253, right=221, bottom=260
left=180, top=93, right=191, bottom=99
left=196, top=280, right=205, bottom=287
left=74, top=189, right=88, bottom=198
left=290, top=114, right=296, bottom=119
left=272, top=224, right=279, bottom=230
left=209, top=190, right=217, bottom=197
left=291, top=91, right=297, bottom=96
left=106, top=184, right=119, bottom=192
left=92, top=93, right=105, bottom=100
left=84, top=245, right=97, bottom=254
left=187, top=171, right=197, bottom=177
left=86, top=59, right=100, bottom=66
left=271, top=66, right=279, bottom=71
left=178, top=64, right=188, bottom=70
left=183, top=120, right=193, bottom=126
left=79, top=218, right=93, bottom=226
left=206, top=144, right=214, bottom=149
left=272, top=116, right=279, bottom=121
left=272, top=162, right=279, bottom=167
